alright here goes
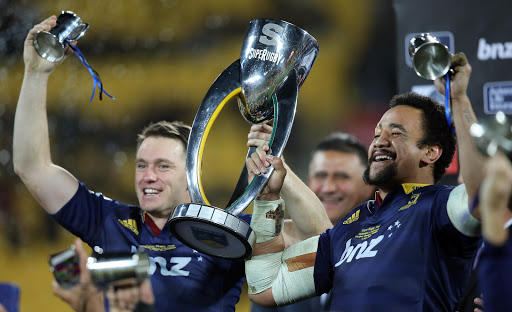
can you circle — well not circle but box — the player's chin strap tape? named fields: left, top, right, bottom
left=447, top=184, right=481, bottom=237
left=246, top=199, right=318, bottom=305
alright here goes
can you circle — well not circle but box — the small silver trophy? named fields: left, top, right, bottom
left=33, top=11, right=89, bottom=62
left=168, top=19, right=319, bottom=260
left=409, top=33, right=455, bottom=132
left=409, top=33, right=451, bottom=80
left=87, top=250, right=151, bottom=289
left=470, top=111, right=512, bottom=159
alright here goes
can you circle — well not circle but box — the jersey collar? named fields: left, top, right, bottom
left=401, top=183, right=431, bottom=194
left=143, top=211, right=162, bottom=237
left=374, top=183, right=431, bottom=206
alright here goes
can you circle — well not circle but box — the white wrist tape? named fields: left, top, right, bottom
left=252, top=199, right=285, bottom=243
left=272, top=236, right=319, bottom=305
left=244, top=235, right=319, bottom=303
left=245, top=252, right=283, bottom=295
left=447, top=184, right=481, bottom=237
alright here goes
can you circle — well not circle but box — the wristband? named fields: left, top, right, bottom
left=252, top=198, right=285, bottom=243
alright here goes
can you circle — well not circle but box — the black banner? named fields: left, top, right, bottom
left=393, top=0, right=512, bottom=184
left=394, top=0, right=512, bottom=117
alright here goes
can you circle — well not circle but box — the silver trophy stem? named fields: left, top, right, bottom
left=186, top=59, right=242, bottom=205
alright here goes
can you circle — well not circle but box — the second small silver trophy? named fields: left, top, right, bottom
left=168, top=19, right=319, bottom=259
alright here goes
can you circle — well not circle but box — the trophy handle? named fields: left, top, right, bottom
left=226, top=146, right=255, bottom=207
left=226, top=70, right=298, bottom=215
left=186, top=59, right=242, bottom=206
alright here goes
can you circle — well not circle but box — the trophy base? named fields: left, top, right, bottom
left=34, top=31, right=65, bottom=62
left=168, top=203, right=255, bottom=260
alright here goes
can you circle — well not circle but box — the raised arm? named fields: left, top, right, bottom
left=245, top=153, right=319, bottom=306
left=247, top=124, right=332, bottom=246
left=479, top=153, right=512, bottom=246
left=280, top=162, right=333, bottom=245
left=434, top=53, right=486, bottom=218
left=13, top=16, right=79, bottom=214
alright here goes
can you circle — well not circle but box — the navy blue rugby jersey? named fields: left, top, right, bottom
left=314, top=183, right=480, bottom=312
left=52, top=182, right=250, bottom=312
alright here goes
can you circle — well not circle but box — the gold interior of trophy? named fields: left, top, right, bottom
left=236, top=91, right=256, bottom=120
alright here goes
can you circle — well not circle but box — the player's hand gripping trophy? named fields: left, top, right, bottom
left=168, top=19, right=319, bottom=259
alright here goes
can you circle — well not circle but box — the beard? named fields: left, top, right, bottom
left=363, top=161, right=398, bottom=186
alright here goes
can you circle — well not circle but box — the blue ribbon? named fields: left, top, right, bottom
left=64, top=39, right=114, bottom=101
left=445, top=73, right=455, bottom=133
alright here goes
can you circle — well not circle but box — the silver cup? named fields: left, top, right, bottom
left=470, top=111, right=512, bottom=159
left=168, top=19, right=318, bottom=260
left=87, top=251, right=151, bottom=289
left=238, top=19, right=319, bottom=123
left=33, top=11, right=89, bottom=62
left=409, top=33, right=451, bottom=80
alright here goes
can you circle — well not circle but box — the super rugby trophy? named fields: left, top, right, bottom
left=168, top=19, right=318, bottom=260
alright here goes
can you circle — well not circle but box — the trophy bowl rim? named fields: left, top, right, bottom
left=168, top=203, right=255, bottom=260
left=33, top=31, right=65, bottom=62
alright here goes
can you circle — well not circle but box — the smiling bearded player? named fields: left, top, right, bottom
left=243, top=52, right=486, bottom=312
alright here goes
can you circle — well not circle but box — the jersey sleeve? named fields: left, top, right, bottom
left=313, top=228, right=334, bottom=296
left=432, top=186, right=480, bottom=258
left=51, top=181, right=123, bottom=245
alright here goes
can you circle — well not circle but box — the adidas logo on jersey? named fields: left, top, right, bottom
left=343, top=210, right=360, bottom=225
left=398, top=193, right=421, bottom=211
left=118, top=219, right=139, bottom=235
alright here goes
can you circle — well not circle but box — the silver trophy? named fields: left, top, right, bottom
left=87, top=250, right=151, bottom=289
left=34, top=11, right=89, bottom=62
left=168, top=19, right=319, bottom=260
left=470, top=111, right=512, bottom=159
left=409, top=33, right=451, bottom=80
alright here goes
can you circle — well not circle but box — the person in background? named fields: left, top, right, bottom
left=477, top=152, right=512, bottom=312
left=305, top=132, right=375, bottom=226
